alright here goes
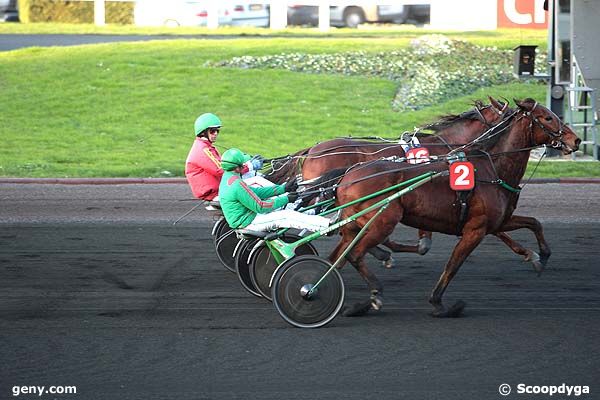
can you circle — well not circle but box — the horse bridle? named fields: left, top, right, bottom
left=523, top=101, right=566, bottom=149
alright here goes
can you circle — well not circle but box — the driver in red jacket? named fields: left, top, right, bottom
left=185, top=113, right=265, bottom=201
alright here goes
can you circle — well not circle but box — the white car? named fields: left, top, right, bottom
left=135, top=0, right=233, bottom=27
left=231, top=2, right=269, bottom=27
left=329, top=5, right=430, bottom=28
left=288, top=4, right=430, bottom=28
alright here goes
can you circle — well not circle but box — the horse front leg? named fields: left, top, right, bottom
left=498, top=214, right=551, bottom=269
left=429, top=221, right=486, bottom=318
left=494, top=232, right=543, bottom=275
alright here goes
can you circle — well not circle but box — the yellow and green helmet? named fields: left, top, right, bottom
left=194, top=113, right=222, bottom=136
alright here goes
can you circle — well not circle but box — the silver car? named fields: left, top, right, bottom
left=231, top=2, right=269, bottom=27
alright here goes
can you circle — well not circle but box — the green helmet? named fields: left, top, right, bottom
left=221, top=148, right=247, bottom=171
left=194, top=113, right=222, bottom=136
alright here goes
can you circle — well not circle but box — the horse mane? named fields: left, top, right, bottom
left=466, top=106, right=520, bottom=153
left=264, top=147, right=309, bottom=184
left=420, top=100, right=490, bottom=134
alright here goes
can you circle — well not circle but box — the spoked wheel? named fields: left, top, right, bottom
left=234, top=239, right=263, bottom=298
left=272, top=255, right=344, bottom=329
left=249, top=234, right=318, bottom=301
left=213, top=218, right=238, bottom=273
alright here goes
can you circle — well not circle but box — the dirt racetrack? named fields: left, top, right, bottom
left=1, top=183, right=599, bottom=399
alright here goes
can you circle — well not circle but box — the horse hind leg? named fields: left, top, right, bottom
left=382, top=230, right=432, bottom=256
left=494, top=232, right=543, bottom=275
left=367, top=246, right=395, bottom=269
left=417, top=230, right=433, bottom=255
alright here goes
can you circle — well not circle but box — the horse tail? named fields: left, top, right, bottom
left=298, top=167, right=347, bottom=206
left=264, top=147, right=309, bottom=184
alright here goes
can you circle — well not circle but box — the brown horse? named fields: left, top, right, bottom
left=329, top=99, right=581, bottom=318
left=267, top=98, right=510, bottom=262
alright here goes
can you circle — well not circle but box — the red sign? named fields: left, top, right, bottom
left=449, top=162, right=475, bottom=191
left=497, top=0, right=548, bottom=29
left=406, top=147, right=430, bottom=165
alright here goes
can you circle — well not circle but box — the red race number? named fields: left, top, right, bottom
left=406, top=147, right=430, bottom=165
left=449, top=161, right=475, bottom=191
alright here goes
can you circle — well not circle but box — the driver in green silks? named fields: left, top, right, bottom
left=219, top=148, right=330, bottom=232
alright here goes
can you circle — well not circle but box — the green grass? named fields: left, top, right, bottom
left=524, top=161, right=600, bottom=178
left=1, top=34, right=596, bottom=178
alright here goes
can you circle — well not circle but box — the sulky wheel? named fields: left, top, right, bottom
left=234, top=239, right=263, bottom=298
left=213, top=218, right=238, bottom=273
left=249, top=234, right=318, bottom=301
left=272, top=255, right=344, bottom=329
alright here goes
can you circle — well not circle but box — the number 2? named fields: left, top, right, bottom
left=454, top=165, right=471, bottom=186
left=449, top=161, right=475, bottom=191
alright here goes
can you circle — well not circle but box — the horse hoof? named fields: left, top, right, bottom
left=430, top=300, right=466, bottom=318
left=532, top=260, right=544, bottom=276
left=382, top=257, right=397, bottom=269
left=525, top=251, right=544, bottom=276
left=418, top=237, right=432, bottom=255
left=524, top=250, right=539, bottom=262
left=371, top=296, right=384, bottom=311
left=540, top=252, right=551, bottom=267
left=430, top=308, right=449, bottom=318
left=342, top=301, right=371, bottom=317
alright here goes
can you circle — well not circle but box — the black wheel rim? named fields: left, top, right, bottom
left=213, top=220, right=237, bottom=273
left=250, top=235, right=318, bottom=301
left=235, top=239, right=263, bottom=298
left=272, top=255, right=344, bottom=328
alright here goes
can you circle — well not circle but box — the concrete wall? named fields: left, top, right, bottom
left=571, top=0, right=600, bottom=115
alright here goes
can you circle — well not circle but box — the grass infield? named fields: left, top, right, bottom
left=1, top=27, right=597, bottom=178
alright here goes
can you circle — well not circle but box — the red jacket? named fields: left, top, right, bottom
left=185, top=138, right=223, bottom=200
left=185, top=138, right=250, bottom=200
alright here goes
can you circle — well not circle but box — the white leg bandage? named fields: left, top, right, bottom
left=245, top=209, right=329, bottom=232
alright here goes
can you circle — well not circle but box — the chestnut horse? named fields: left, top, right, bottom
left=267, top=98, right=510, bottom=263
left=330, top=99, right=581, bottom=318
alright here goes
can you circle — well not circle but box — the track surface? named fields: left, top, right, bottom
left=0, top=34, right=240, bottom=52
left=1, top=183, right=599, bottom=399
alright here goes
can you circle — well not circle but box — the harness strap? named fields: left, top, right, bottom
left=455, top=190, right=472, bottom=235
left=497, top=179, right=522, bottom=193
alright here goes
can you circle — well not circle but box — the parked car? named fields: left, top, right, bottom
left=288, top=4, right=430, bottom=28
left=134, top=0, right=233, bottom=27
left=231, top=2, right=269, bottom=27
left=287, top=4, right=318, bottom=26
left=0, top=0, right=19, bottom=22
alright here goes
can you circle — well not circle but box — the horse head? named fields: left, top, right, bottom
left=515, top=98, right=581, bottom=155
